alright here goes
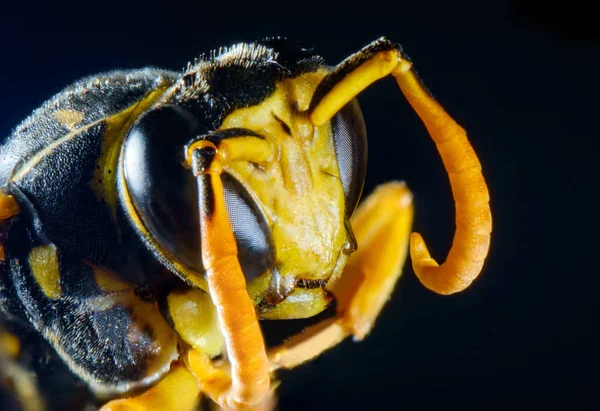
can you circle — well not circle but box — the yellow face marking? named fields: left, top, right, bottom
left=28, top=244, right=62, bottom=300
left=167, top=288, right=225, bottom=357
left=53, top=109, right=85, bottom=130
left=220, top=69, right=350, bottom=286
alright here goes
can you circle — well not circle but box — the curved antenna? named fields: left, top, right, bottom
left=393, top=65, right=492, bottom=294
left=308, top=38, right=492, bottom=295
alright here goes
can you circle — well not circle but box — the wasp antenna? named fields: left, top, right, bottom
left=307, top=39, right=491, bottom=294
left=393, top=67, right=492, bottom=295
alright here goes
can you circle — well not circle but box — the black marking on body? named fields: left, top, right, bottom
left=273, top=114, right=292, bottom=135
left=134, top=282, right=154, bottom=302
left=259, top=37, right=325, bottom=76
left=197, top=174, right=215, bottom=221
left=192, top=127, right=265, bottom=148
left=168, top=38, right=326, bottom=133
left=295, top=278, right=328, bottom=289
left=9, top=123, right=120, bottom=267
left=1, top=69, right=180, bottom=276
left=2, top=245, right=171, bottom=392
left=191, top=146, right=217, bottom=175
left=1, top=69, right=178, bottom=186
left=155, top=279, right=181, bottom=330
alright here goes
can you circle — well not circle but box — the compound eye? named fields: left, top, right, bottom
left=123, top=105, right=202, bottom=271
left=331, top=99, right=368, bottom=216
left=222, top=174, right=273, bottom=281
left=123, top=105, right=273, bottom=281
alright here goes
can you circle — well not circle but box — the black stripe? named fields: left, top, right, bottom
left=185, top=127, right=264, bottom=152
left=196, top=174, right=215, bottom=221
left=191, top=145, right=217, bottom=175
left=295, top=278, right=328, bottom=289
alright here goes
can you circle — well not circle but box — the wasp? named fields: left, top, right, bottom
left=0, top=37, right=491, bottom=410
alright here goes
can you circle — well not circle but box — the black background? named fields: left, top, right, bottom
left=1, top=1, right=598, bottom=410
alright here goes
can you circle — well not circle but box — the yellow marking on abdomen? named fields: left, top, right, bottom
left=28, top=244, right=62, bottom=300
left=53, top=109, right=85, bottom=130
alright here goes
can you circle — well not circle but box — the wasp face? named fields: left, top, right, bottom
left=120, top=38, right=367, bottom=319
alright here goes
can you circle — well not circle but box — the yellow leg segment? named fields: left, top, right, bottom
left=268, top=182, right=413, bottom=368
left=100, top=365, right=201, bottom=411
left=186, top=350, right=276, bottom=411
left=0, top=329, right=20, bottom=359
left=309, top=39, right=492, bottom=295
left=332, top=182, right=413, bottom=339
left=0, top=191, right=19, bottom=220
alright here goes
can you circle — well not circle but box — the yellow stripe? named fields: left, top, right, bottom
left=11, top=118, right=106, bottom=182
left=53, top=109, right=85, bottom=130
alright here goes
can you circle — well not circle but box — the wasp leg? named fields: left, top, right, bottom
left=0, top=328, right=46, bottom=411
left=0, top=191, right=20, bottom=261
left=0, top=191, right=19, bottom=221
left=329, top=182, right=413, bottom=339
left=268, top=182, right=412, bottom=369
left=100, top=365, right=201, bottom=411
left=0, top=328, right=20, bottom=359
left=182, top=140, right=271, bottom=410
left=309, top=38, right=492, bottom=295
left=185, top=349, right=276, bottom=411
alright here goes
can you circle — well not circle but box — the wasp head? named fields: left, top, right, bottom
left=121, top=38, right=368, bottom=319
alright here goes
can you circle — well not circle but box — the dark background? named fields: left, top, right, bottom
left=1, top=1, right=598, bottom=409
